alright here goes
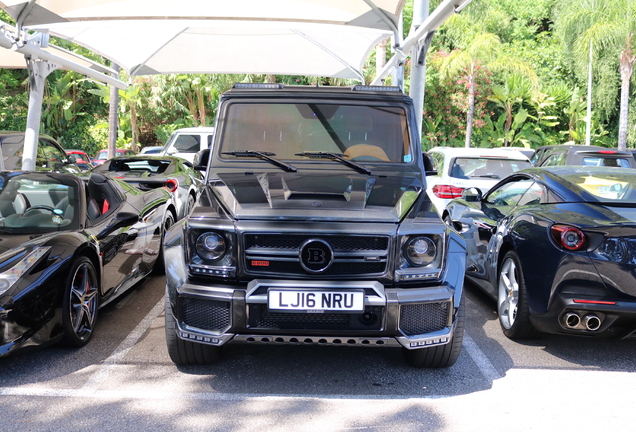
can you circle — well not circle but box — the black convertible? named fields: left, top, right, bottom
left=92, top=155, right=202, bottom=220
left=0, top=171, right=177, bottom=357
left=444, top=166, right=636, bottom=339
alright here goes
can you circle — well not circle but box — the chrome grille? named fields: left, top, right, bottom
left=181, top=297, right=231, bottom=332
left=399, top=302, right=450, bottom=335
left=246, top=261, right=385, bottom=275
left=245, top=234, right=388, bottom=251
left=248, top=305, right=384, bottom=331
left=243, top=234, right=390, bottom=277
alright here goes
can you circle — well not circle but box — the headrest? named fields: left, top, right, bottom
left=89, top=172, right=108, bottom=184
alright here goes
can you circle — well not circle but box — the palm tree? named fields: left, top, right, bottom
left=555, top=0, right=636, bottom=151
left=438, top=16, right=537, bottom=148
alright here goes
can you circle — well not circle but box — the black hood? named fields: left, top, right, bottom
left=207, top=171, right=423, bottom=222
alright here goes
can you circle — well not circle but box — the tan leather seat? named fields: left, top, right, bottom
left=344, top=144, right=391, bottom=162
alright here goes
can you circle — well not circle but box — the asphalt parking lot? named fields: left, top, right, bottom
left=1, top=275, right=635, bottom=432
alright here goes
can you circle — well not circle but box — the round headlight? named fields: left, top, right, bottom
left=196, top=232, right=226, bottom=261
left=405, top=236, right=436, bottom=266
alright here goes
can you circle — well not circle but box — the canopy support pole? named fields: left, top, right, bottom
left=23, top=53, right=58, bottom=171
left=0, top=22, right=127, bottom=171
left=408, top=0, right=431, bottom=146
left=371, top=0, right=473, bottom=85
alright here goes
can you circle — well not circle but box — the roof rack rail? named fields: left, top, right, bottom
left=352, top=85, right=401, bottom=92
left=232, top=83, right=284, bottom=89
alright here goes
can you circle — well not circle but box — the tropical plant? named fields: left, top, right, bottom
left=554, top=0, right=636, bottom=150
left=487, top=74, right=535, bottom=146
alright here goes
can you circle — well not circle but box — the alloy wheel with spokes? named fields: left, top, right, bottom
left=497, top=251, right=541, bottom=340
left=498, top=256, right=519, bottom=330
left=62, top=257, right=99, bottom=347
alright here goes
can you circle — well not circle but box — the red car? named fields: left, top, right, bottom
left=93, top=148, right=136, bottom=166
left=65, top=149, right=92, bottom=171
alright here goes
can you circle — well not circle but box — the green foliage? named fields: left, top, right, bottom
left=0, top=0, right=630, bottom=153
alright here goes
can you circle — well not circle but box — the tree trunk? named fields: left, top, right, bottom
left=186, top=94, right=198, bottom=125
left=130, top=104, right=138, bottom=152
left=196, top=88, right=206, bottom=126
left=376, top=39, right=388, bottom=82
left=618, top=44, right=635, bottom=151
left=464, top=72, right=476, bottom=148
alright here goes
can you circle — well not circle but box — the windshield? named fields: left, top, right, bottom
left=581, top=157, right=632, bottom=168
left=219, top=102, right=411, bottom=164
left=562, top=171, right=636, bottom=202
left=451, top=157, right=532, bottom=179
left=95, top=158, right=173, bottom=174
left=0, top=173, right=79, bottom=232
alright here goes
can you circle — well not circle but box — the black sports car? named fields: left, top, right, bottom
left=444, top=166, right=636, bottom=339
left=0, top=171, right=177, bottom=357
left=91, top=155, right=202, bottom=220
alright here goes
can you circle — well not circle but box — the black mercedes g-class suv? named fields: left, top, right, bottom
left=163, top=83, right=466, bottom=367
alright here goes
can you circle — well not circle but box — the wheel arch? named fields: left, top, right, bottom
left=73, top=244, right=102, bottom=289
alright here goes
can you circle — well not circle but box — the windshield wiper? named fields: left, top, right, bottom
left=294, top=151, right=372, bottom=175
left=222, top=150, right=297, bottom=172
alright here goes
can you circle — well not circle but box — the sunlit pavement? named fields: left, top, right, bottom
left=0, top=276, right=634, bottom=432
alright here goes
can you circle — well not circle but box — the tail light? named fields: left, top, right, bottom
left=432, top=184, right=465, bottom=199
left=164, top=178, right=178, bottom=193
left=550, top=224, right=585, bottom=251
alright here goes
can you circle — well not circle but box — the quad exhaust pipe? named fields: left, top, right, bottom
left=563, top=312, right=602, bottom=331
left=564, top=312, right=581, bottom=329
left=582, top=314, right=601, bottom=331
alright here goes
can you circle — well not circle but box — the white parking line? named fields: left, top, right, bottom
left=80, top=295, right=166, bottom=393
left=0, top=295, right=501, bottom=399
left=462, top=334, right=502, bottom=381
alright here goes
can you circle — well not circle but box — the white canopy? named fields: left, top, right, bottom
left=0, top=0, right=407, bottom=80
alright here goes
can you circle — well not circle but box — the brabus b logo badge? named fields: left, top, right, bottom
left=300, top=239, right=334, bottom=273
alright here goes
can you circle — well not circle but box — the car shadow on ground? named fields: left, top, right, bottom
left=0, top=276, right=164, bottom=386
left=463, top=279, right=636, bottom=373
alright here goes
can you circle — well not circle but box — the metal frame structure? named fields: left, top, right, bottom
left=0, top=21, right=127, bottom=171
left=0, top=0, right=473, bottom=171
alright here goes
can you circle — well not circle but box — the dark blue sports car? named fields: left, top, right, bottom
left=444, top=166, right=636, bottom=339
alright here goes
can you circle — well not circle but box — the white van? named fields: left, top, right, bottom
left=160, top=127, right=215, bottom=163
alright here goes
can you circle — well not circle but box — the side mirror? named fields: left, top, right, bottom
left=422, top=152, right=438, bottom=176
left=167, top=147, right=178, bottom=155
left=193, top=148, right=210, bottom=171
left=66, top=155, right=76, bottom=164
left=462, top=187, right=483, bottom=202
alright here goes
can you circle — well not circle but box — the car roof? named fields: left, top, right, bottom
left=536, top=144, right=631, bottom=154
left=171, top=127, right=215, bottom=133
left=0, top=131, right=57, bottom=141
left=428, top=147, right=530, bottom=160
left=108, top=155, right=181, bottom=162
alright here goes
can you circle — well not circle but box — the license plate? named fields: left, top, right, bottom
left=268, top=289, right=365, bottom=313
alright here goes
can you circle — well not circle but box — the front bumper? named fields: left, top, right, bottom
left=167, top=278, right=460, bottom=350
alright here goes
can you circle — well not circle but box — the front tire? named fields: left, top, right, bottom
left=62, top=257, right=99, bottom=347
left=497, top=251, right=541, bottom=339
left=402, top=293, right=465, bottom=368
left=165, top=296, right=220, bottom=365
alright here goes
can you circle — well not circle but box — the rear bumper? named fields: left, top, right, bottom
left=530, top=294, right=636, bottom=338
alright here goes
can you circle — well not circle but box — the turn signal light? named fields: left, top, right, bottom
left=432, top=184, right=465, bottom=199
